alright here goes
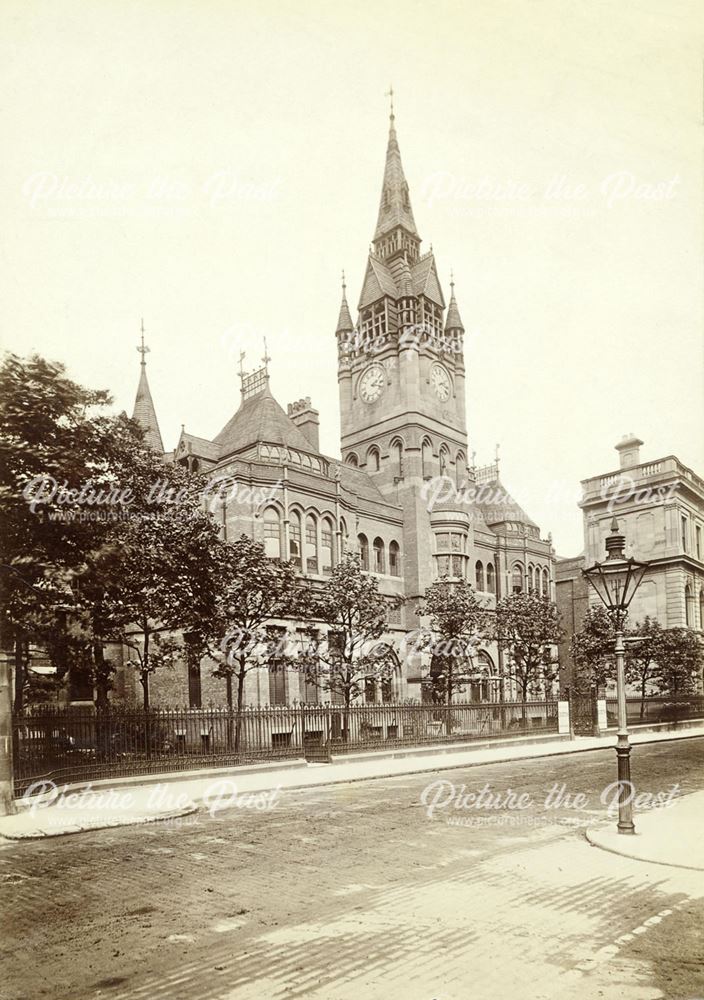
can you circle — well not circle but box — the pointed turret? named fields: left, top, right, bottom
left=132, top=321, right=164, bottom=453
left=373, top=94, right=419, bottom=247
left=445, top=274, right=465, bottom=334
left=336, top=272, right=354, bottom=335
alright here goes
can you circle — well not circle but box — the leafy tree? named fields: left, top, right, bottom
left=492, top=591, right=562, bottom=702
left=301, top=553, right=403, bottom=732
left=651, top=627, right=703, bottom=697
left=0, top=353, right=137, bottom=709
left=416, top=577, right=485, bottom=704
left=624, top=616, right=662, bottom=718
left=101, top=451, right=224, bottom=709
left=211, top=534, right=306, bottom=748
left=570, top=606, right=619, bottom=694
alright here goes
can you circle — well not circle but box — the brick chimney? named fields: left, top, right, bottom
left=287, top=397, right=320, bottom=452
left=615, top=433, right=643, bottom=471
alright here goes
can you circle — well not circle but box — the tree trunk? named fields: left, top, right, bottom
left=521, top=673, right=529, bottom=728
left=639, top=673, right=647, bottom=720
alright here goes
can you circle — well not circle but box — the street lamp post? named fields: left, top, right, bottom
left=583, top=518, right=648, bottom=835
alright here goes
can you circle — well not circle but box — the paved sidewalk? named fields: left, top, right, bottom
left=2, top=724, right=702, bottom=840
left=0, top=783, right=198, bottom=839
left=587, top=789, right=704, bottom=871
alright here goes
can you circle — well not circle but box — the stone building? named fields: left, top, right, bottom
left=556, top=434, right=704, bottom=692
left=121, top=106, right=556, bottom=708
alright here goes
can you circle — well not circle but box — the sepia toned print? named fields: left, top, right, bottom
left=1, top=2, right=703, bottom=999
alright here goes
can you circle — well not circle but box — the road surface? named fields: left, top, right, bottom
left=2, top=738, right=703, bottom=999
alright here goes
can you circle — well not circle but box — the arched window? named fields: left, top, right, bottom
left=373, top=537, right=385, bottom=574
left=456, top=451, right=465, bottom=489
left=542, top=568, right=550, bottom=598
left=391, top=439, right=404, bottom=479
left=367, top=447, right=380, bottom=472
left=345, top=453, right=358, bottom=467
left=358, top=533, right=369, bottom=571
left=305, top=514, right=318, bottom=573
left=289, top=511, right=302, bottom=568
left=512, top=564, right=523, bottom=594
left=422, top=438, right=433, bottom=479
left=321, top=517, right=334, bottom=575
left=475, top=560, right=484, bottom=591
left=473, top=651, right=494, bottom=702
left=486, top=563, right=496, bottom=594
left=685, top=584, right=693, bottom=626
left=263, top=507, right=281, bottom=560
left=389, top=540, right=400, bottom=577
left=439, top=445, right=450, bottom=477
left=528, top=565, right=535, bottom=591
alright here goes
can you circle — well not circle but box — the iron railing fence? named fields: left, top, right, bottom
left=12, top=699, right=558, bottom=795
left=605, top=694, right=704, bottom=728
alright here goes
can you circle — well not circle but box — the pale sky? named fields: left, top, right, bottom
left=2, top=0, right=703, bottom=557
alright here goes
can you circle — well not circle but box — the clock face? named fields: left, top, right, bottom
left=430, top=363, right=451, bottom=401
left=359, top=364, right=385, bottom=403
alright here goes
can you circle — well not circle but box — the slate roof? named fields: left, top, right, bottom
left=373, top=114, right=419, bottom=241
left=213, top=383, right=317, bottom=459
left=336, top=289, right=354, bottom=334
left=412, top=254, right=444, bottom=306
left=475, top=475, right=539, bottom=529
left=445, top=288, right=465, bottom=331
left=329, top=460, right=388, bottom=503
left=358, top=252, right=445, bottom=311
left=178, top=432, right=220, bottom=461
left=132, top=365, right=164, bottom=453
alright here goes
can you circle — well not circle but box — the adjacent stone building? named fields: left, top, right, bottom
left=556, top=434, right=704, bottom=692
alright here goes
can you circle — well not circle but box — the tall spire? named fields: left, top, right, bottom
left=373, top=94, right=419, bottom=243
left=336, top=270, right=354, bottom=334
left=132, top=320, right=164, bottom=453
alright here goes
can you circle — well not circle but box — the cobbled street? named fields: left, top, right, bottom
left=2, top=740, right=704, bottom=1000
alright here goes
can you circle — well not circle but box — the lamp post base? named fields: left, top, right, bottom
left=616, top=737, right=635, bottom=835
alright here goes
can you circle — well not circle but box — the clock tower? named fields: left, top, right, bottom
left=336, top=101, right=470, bottom=603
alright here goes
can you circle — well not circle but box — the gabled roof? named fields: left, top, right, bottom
left=358, top=256, right=398, bottom=310
left=373, top=114, right=419, bottom=242
left=213, top=383, right=317, bottom=459
left=412, top=254, right=445, bottom=307
left=132, top=365, right=164, bottom=453
left=177, top=431, right=220, bottom=462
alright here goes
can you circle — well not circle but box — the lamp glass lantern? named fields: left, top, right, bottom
left=583, top=518, right=648, bottom=620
